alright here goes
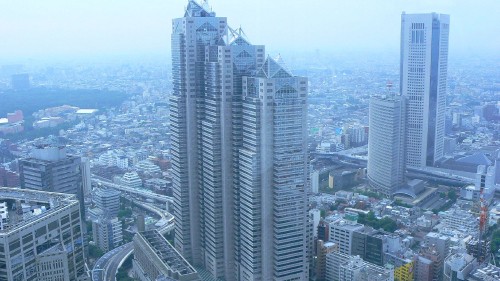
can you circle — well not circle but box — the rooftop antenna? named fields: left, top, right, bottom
left=386, top=80, right=396, bottom=98
left=386, top=80, right=393, bottom=93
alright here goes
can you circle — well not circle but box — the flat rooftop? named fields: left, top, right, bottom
left=0, top=187, right=79, bottom=234
left=76, top=109, right=98, bottom=114
left=139, top=230, right=196, bottom=276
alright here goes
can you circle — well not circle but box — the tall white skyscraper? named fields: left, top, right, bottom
left=170, top=1, right=310, bottom=280
left=400, top=13, right=450, bottom=168
left=239, top=56, right=309, bottom=280
left=170, top=1, right=226, bottom=275
left=368, top=95, right=407, bottom=196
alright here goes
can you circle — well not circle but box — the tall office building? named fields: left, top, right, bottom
left=0, top=187, right=86, bottom=281
left=367, top=95, right=407, bottom=196
left=20, top=146, right=81, bottom=194
left=19, top=145, right=85, bottom=217
left=400, top=13, right=449, bottom=167
left=238, top=56, right=309, bottom=280
left=80, top=157, right=92, bottom=198
left=170, top=1, right=308, bottom=280
left=170, top=1, right=265, bottom=279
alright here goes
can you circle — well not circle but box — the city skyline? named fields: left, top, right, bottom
left=0, top=1, right=499, bottom=281
left=1, top=0, right=499, bottom=61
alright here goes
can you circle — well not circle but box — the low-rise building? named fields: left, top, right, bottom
left=329, top=219, right=363, bottom=255
left=443, top=252, right=476, bottom=281
left=326, top=252, right=393, bottom=281
left=469, top=264, right=500, bottom=281
left=133, top=230, right=199, bottom=281
left=120, top=171, right=142, bottom=189
left=0, top=187, right=86, bottom=280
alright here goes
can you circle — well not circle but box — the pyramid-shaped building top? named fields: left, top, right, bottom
left=228, top=26, right=251, bottom=46
left=185, top=0, right=215, bottom=17
left=256, top=55, right=293, bottom=79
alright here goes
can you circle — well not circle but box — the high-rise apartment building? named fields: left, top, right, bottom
left=94, top=188, right=121, bottom=218
left=170, top=1, right=308, bottom=280
left=0, top=187, right=86, bottom=281
left=92, top=217, right=123, bottom=253
left=400, top=13, right=450, bottom=167
left=367, top=95, right=407, bottom=196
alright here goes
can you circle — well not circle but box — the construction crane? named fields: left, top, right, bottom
left=478, top=184, right=488, bottom=263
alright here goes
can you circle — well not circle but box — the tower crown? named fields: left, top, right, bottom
left=257, top=56, right=293, bottom=78
left=185, top=0, right=215, bottom=17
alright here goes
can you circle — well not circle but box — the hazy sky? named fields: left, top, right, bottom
left=1, top=0, right=498, bottom=61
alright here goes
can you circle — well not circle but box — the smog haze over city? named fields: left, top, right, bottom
left=0, top=1, right=499, bottom=281
left=1, top=0, right=499, bottom=60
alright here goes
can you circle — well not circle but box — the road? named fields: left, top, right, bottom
left=92, top=242, right=132, bottom=281
left=90, top=193, right=174, bottom=281
left=104, top=242, right=134, bottom=281
left=91, top=175, right=173, bottom=203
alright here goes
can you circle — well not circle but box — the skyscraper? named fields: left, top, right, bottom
left=400, top=13, right=449, bottom=168
left=170, top=1, right=264, bottom=279
left=170, top=1, right=308, bottom=280
left=367, top=95, right=407, bottom=196
left=238, top=56, right=309, bottom=280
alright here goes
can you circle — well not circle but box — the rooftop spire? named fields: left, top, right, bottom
left=228, top=26, right=251, bottom=45
left=184, top=0, right=215, bottom=17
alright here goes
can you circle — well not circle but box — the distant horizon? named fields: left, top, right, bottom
left=1, top=0, right=499, bottom=63
left=1, top=49, right=497, bottom=68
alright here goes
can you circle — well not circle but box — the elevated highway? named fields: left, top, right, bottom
left=91, top=175, right=173, bottom=203
left=313, top=151, right=474, bottom=186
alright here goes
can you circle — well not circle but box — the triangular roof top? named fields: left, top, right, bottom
left=228, top=26, right=251, bottom=46
left=256, top=55, right=293, bottom=78
left=456, top=153, right=492, bottom=166
left=184, top=0, right=215, bottom=17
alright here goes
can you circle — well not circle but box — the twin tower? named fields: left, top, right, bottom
left=368, top=13, right=450, bottom=197
left=170, top=1, right=309, bottom=281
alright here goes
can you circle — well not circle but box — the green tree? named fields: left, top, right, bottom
left=447, top=190, right=457, bottom=201
left=491, top=229, right=500, bottom=254
left=88, top=244, right=104, bottom=259
left=118, top=208, right=132, bottom=219
left=357, top=211, right=398, bottom=233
